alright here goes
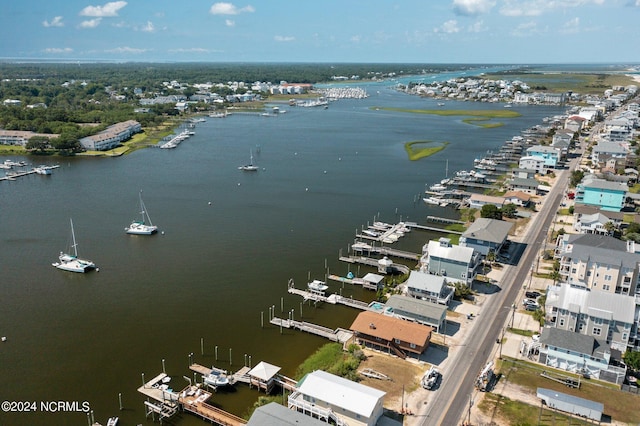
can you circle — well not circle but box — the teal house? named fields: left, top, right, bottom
left=575, top=176, right=628, bottom=212
left=526, top=145, right=562, bottom=169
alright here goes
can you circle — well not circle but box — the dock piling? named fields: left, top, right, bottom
left=229, top=348, right=232, bottom=366
left=215, top=346, right=218, bottom=361
left=118, top=392, right=123, bottom=411
left=141, top=372, right=145, bottom=388
left=261, top=311, right=264, bottom=328
left=201, top=337, right=204, bottom=356
left=162, top=358, right=166, bottom=374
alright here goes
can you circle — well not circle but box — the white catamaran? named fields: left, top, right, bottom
left=125, top=191, right=158, bottom=235
left=52, top=218, right=97, bottom=273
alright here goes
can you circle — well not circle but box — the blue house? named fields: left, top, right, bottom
left=575, top=176, right=628, bottom=212
left=526, top=145, right=562, bottom=169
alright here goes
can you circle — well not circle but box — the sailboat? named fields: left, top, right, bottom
left=125, top=191, right=158, bottom=235
left=52, top=218, right=97, bottom=273
left=238, top=150, right=258, bottom=171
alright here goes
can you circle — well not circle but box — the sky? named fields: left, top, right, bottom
left=1, top=0, right=639, bottom=64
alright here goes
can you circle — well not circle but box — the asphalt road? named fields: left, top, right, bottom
left=419, top=156, right=578, bottom=426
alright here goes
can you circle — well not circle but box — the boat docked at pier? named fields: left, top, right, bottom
left=125, top=191, right=158, bottom=235
left=52, top=219, right=97, bottom=273
left=203, top=369, right=230, bottom=388
left=307, top=279, right=329, bottom=294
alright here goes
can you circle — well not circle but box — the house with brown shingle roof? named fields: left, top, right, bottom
left=349, top=311, right=432, bottom=359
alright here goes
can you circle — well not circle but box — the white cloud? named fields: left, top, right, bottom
left=453, top=0, right=495, bottom=16
left=500, top=0, right=604, bottom=17
left=80, top=1, right=127, bottom=17
left=350, top=35, right=362, bottom=43
left=210, top=3, right=255, bottom=15
left=510, top=21, right=545, bottom=36
left=274, top=35, right=295, bottom=42
left=225, top=19, right=235, bottom=27
left=80, top=18, right=102, bottom=28
left=467, top=19, right=487, bottom=33
left=168, top=48, right=213, bottom=53
left=43, top=47, right=73, bottom=54
left=560, top=17, right=580, bottom=34
left=140, top=21, right=155, bottom=32
left=43, top=16, right=64, bottom=27
left=106, top=46, right=148, bottom=54
left=434, top=20, right=460, bottom=34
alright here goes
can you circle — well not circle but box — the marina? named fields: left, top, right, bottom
left=0, top=164, right=59, bottom=181
left=0, top=75, right=564, bottom=424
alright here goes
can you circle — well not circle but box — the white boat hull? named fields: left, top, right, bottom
left=125, top=222, right=158, bottom=235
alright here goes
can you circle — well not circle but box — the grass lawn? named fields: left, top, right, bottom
left=494, top=357, right=640, bottom=424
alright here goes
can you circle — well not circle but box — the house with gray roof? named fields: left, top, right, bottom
left=592, top=140, right=629, bottom=164
left=545, top=283, right=635, bottom=352
left=459, top=218, right=513, bottom=256
left=247, top=402, right=328, bottom=426
left=575, top=175, right=628, bottom=212
left=537, top=327, right=626, bottom=384
left=572, top=212, right=620, bottom=235
left=420, top=238, right=480, bottom=285
left=385, top=294, right=448, bottom=333
left=507, top=177, right=540, bottom=194
left=555, top=234, right=640, bottom=296
left=404, top=270, right=454, bottom=305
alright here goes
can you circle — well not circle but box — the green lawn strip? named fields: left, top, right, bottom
left=404, top=140, right=448, bottom=161
left=495, top=357, right=640, bottom=424
left=478, top=393, right=593, bottom=426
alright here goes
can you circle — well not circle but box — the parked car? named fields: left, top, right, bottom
left=525, top=291, right=541, bottom=299
left=522, top=298, right=537, bottom=306
left=525, top=304, right=540, bottom=311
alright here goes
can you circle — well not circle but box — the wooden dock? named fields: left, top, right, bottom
left=404, top=223, right=462, bottom=235
left=424, top=216, right=465, bottom=225
left=287, top=286, right=370, bottom=310
left=338, top=255, right=412, bottom=274
left=270, top=317, right=353, bottom=343
left=137, top=372, right=247, bottom=425
left=350, top=244, right=420, bottom=260
left=0, top=165, right=60, bottom=182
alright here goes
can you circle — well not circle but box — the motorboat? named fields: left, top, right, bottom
left=52, top=219, right=97, bottom=273
left=203, top=370, right=230, bottom=387
left=106, top=417, right=119, bottom=426
left=307, top=279, right=329, bottom=293
left=34, top=166, right=52, bottom=175
left=125, top=191, right=158, bottom=235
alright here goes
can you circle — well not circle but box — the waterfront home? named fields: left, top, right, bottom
left=289, top=370, right=385, bottom=426
left=503, top=190, right=532, bottom=207
left=350, top=311, right=433, bottom=359
left=384, top=294, right=448, bottom=333
left=79, top=120, right=142, bottom=151
left=459, top=217, right=513, bottom=256
left=468, top=193, right=505, bottom=210
left=507, top=177, right=540, bottom=195
left=537, top=327, right=626, bottom=385
left=552, top=129, right=574, bottom=159
left=574, top=175, right=628, bottom=211
left=555, top=234, right=640, bottom=296
left=248, top=402, right=328, bottom=426
left=420, top=238, right=480, bottom=285
left=526, top=145, right=562, bottom=169
left=404, top=270, right=454, bottom=305
left=0, top=130, right=59, bottom=146
left=564, top=115, right=587, bottom=133
left=510, top=168, right=537, bottom=180
left=518, top=156, right=546, bottom=174
left=545, top=283, right=635, bottom=353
